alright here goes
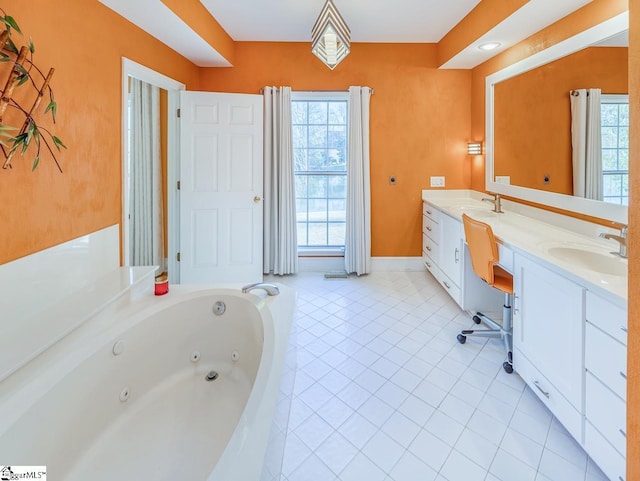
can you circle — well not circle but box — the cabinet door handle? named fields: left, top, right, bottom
left=426, top=226, right=432, bottom=232
left=620, top=371, right=627, bottom=380
left=619, top=477, right=625, bottom=481
left=533, top=380, right=550, bottom=399
left=427, top=210, right=432, bottom=215
left=620, top=428, right=627, bottom=438
left=454, top=248, right=460, bottom=263
left=513, top=293, right=519, bottom=314
left=620, top=326, right=628, bottom=333
left=443, top=281, right=451, bottom=289
left=426, top=262, right=432, bottom=268
left=426, top=246, right=432, bottom=252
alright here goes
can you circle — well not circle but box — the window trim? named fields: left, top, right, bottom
left=601, top=93, right=629, bottom=205
left=292, top=91, right=349, bottom=252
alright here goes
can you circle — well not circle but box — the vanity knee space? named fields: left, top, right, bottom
left=421, top=192, right=628, bottom=481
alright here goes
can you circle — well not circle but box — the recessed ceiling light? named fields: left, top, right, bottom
left=478, top=42, right=501, bottom=51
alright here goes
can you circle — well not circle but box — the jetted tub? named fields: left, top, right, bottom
left=0, top=284, right=295, bottom=480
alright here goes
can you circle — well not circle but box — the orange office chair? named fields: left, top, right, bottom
left=457, top=214, right=514, bottom=374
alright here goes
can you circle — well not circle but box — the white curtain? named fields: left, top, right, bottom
left=263, top=86, right=298, bottom=275
left=345, top=86, right=372, bottom=276
left=570, top=88, right=603, bottom=200
left=130, top=78, right=164, bottom=271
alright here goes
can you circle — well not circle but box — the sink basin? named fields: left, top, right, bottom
left=546, top=246, right=627, bottom=276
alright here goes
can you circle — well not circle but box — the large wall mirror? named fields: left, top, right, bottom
left=485, top=12, right=629, bottom=224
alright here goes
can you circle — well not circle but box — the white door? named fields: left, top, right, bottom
left=179, top=91, right=263, bottom=284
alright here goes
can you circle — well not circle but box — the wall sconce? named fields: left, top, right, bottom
left=311, top=0, right=351, bottom=70
left=467, top=142, right=482, bottom=155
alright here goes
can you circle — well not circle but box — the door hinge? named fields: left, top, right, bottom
left=177, top=108, right=181, bottom=118
left=177, top=252, right=181, bottom=262
left=177, top=180, right=181, bottom=190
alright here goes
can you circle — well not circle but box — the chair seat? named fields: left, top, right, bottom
left=493, top=265, right=513, bottom=294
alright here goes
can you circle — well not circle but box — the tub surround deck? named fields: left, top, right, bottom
left=0, top=225, right=157, bottom=383
left=422, top=189, right=627, bottom=302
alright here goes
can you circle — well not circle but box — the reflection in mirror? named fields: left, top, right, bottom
left=485, top=12, right=629, bottom=224
left=493, top=41, right=628, bottom=205
left=127, top=77, right=169, bottom=277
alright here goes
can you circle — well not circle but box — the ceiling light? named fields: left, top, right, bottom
left=311, top=0, right=351, bottom=70
left=478, top=42, right=501, bottom=51
left=478, top=42, right=501, bottom=50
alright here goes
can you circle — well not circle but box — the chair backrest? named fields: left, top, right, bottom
left=461, top=213, right=499, bottom=286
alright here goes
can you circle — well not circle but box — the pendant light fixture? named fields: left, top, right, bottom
left=311, top=0, right=351, bottom=70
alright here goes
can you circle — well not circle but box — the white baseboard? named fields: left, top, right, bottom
left=298, top=256, right=424, bottom=273
left=298, top=256, right=345, bottom=272
left=371, top=257, right=424, bottom=272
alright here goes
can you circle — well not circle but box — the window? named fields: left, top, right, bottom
left=601, top=94, right=629, bottom=205
left=292, top=93, right=348, bottom=251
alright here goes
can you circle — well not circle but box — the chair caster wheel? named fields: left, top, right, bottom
left=473, top=315, right=482, bottom=324
left=503, top=361, right=513, bottom=374
left=457, top=334, right=466, bottom=344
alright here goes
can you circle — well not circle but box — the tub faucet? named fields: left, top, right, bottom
left=482, top=193, right=503, bottom=213
left=242, top=282, right=280, bottom=296
left=600, top=225, right=628, bottom=258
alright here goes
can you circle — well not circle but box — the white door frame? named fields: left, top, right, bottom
left=121, top=58, right=185, bottom=280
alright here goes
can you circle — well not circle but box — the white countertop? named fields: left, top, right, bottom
left=422, top=190, right=627, bottom=303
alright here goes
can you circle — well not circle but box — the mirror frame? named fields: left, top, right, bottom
left=485, top=11, right=629, bottom=224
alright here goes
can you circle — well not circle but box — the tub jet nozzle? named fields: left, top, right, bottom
left=206, top=371, right=219, bottom=382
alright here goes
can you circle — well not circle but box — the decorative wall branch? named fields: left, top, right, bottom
left=0, top=10, right=65, bottom=171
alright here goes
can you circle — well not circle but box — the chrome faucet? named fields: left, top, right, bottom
left=241, top=282, right=280, bottom=296
left=482, top=193, right=503, bottom=213
left=600, top=225, right=628, bottom=258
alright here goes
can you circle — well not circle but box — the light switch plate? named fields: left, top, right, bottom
left=430, top=176, right=445, bottom=188
left=495, top=176, right=511, bottom=185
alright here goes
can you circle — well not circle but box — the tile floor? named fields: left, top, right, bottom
left=268, top=271, right=609, bottom=481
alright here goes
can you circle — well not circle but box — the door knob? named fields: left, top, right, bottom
left=253, top=196, right=262, bottom=203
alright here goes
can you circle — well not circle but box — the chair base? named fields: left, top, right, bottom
left=457, top=294, right=513, bottom=374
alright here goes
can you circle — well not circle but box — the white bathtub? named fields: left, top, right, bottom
left=0, top=283, right=295, bottom=481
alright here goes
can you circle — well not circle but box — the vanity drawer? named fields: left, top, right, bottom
left=585, top=322, right=626, bottom=400
left=423, top=253, right=439, bottom=278
left=585, top=421, right=626, bottom=481
left=438, top=271, right=461, bottom=305
left=423, top=203, right=441, bottom=222
left=585, top=372, right=626, bottom=456
left=423, top=215, right=440, bottom=241
left=497, top=243, right=514, bottom=272
left=423, top=233, right=439, bottom=259
left=513, top=348, right=582, bottom=442
left=586, top=292, right=627, bottom=345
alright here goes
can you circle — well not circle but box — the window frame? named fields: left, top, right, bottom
left=292, top=91, right=349, bottom=256
left=600, top=93, right=629, bottom=206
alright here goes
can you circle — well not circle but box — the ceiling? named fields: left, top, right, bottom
left=100, top=0, right=601, bottom=68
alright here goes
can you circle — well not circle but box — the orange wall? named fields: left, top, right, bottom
left=470, top=0, right=628, bottom=192
left=438, top=0, right=529, bottom=66
left=627, top=2, right=638, bottom=479
left=199, top=42, right=472, bottom=257
left=160, top=88, right=168, bottom=262
left=494, top=47, right=627, bottom=194
left=0, top=0, right=200, bottom=265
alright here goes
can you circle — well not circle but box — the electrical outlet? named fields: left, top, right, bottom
left=495, top=176, right=511, bottom=185
left=430, top=176, right=445, bottom=188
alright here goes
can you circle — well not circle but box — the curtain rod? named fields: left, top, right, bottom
left=260, top=87, right=374, bottom=95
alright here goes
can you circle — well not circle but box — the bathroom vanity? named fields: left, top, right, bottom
left=421, top=189, right=628, bottom=481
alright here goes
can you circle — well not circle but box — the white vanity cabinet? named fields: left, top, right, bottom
left=422, top=202, right=503, bottom=312
left=584, top=292, right=627, bottom=481
left=438, top=214, right=463, bottom=303
left=512, top=253, right=585, bottom=441
left=422, top=203, right=441, bottom=279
